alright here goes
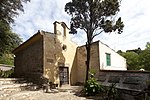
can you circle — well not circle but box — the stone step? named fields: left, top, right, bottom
left=0, top=83, right=30, bottom=90
left=0, top=78, right=25, bottom=85
left=0, top=85, right=23, bottom=98
left=0, top=83, right=39, bottom=99
left=58, top=86, right=83, bottom=93
left=0, top=78, right=24, bottom=81
left=0, top=78, right=41, bottom=99
left=0, top=88, right=22, bottom=98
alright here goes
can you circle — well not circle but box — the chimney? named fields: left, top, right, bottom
left=53, top=21, right=70, bottom=39
left=53, top=21, right=57, bottom=34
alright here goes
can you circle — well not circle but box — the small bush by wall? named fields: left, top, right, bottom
left=84, top=70, right=103, bottom=96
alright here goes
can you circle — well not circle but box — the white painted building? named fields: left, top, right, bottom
left=99, top=41, right=127, bottom=70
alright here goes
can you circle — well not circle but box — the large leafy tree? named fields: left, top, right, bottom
left=0, top=0, right=29, bottom=53
left=65, top=0, right=124, bottom=81
left=0, top=0, right=29, bottom=65
left=0, top=21, right=22, bottom=65
left=0, top=0, right=30, bottom=24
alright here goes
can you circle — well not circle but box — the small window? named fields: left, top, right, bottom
left=62, top=44, right=67, bottom=50
left=106, top=53, right=111, bottom=66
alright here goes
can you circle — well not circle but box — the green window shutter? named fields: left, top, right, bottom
left=106, top=53, right=111, bottom=66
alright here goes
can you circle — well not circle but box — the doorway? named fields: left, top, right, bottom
left=59, top=67, right=69, bottom=85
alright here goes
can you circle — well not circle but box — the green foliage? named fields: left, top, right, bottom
left=120, top=51, right=141, bottom=70
left=118, top=42, right=150, bottom=71
left=84, top=71, right=103, bottom=96
left=65, top=0, right=124, bottom=35
left=139, top=42, right=150, bottom=70
left=0, top=21, right=21, bottom=65
left=84, top=77, right=100, bottom=96
left=0, top=0, right=28, bottom=66
left=0, top=69, right=14, bottom=78
left=0, top=21, right=22, bottom=55
left=65, top=0, right=124, bottom=81
left=0, top=0, right=30, bottom=24
left=0, top=54, right=14, bottom=65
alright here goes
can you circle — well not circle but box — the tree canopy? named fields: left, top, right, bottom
left=119, top=51, right=141, bottom=70
left=0, top=21, right=22, bottom=65
left=65, top=0, right=124, bottom=36
left=118, top=43, right=150, bottom=71
left=0, top=0, right=30, bottom=24
left=0, top=0, right=29, bottom=65
left=0, top=21, right=22, bottom=55
left=65, top=0, right=124, bottom=81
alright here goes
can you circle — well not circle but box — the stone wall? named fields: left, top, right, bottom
left=98, top=70, right=150, bottom=99
left=76, top=42, right=100, bottom=83
left=43, top=33, right=65, bottom=84
left=14, top=36, right=43, bottom=79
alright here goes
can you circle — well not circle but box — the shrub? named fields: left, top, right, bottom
left=84, top=70, right=103, bottom=96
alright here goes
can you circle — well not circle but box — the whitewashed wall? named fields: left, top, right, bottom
left=99, top=41, right=127, bottom=70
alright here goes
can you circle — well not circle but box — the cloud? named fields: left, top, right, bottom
left=12, top=0, right=70, bottom=38
left=97, top=0, right=150, bottom=51
left=12, top=0, right=150, bottom=51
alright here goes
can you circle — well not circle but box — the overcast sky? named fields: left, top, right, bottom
left=12, top=0, right=150, bottom=51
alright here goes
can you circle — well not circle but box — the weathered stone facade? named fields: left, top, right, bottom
left=13, top=22, right=78, bottom=86
left=14, top=34, right=43, bottom=79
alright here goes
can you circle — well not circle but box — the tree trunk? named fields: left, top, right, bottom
left=85, top=3, right=93, bottom=82
left=85, top=41, right=91, bottom=81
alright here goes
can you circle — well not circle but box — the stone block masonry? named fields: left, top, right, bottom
left=98, top=70, right=150, bottom=100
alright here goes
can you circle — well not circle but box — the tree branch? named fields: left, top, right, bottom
left=92, top=30, right=103, bottom=40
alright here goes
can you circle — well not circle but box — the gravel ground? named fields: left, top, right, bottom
left=1, top=90, right=88, bottom=100
left=0, top=86, right=98, bottom=100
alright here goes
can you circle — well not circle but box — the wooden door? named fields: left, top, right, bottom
left=59, top=67, right=69, bottom=85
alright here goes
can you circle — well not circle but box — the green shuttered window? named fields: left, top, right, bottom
left=106, top=53, right=111, bottom=66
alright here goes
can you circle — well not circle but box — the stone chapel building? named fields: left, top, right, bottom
left=13, top=21, right=126, bottom=86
